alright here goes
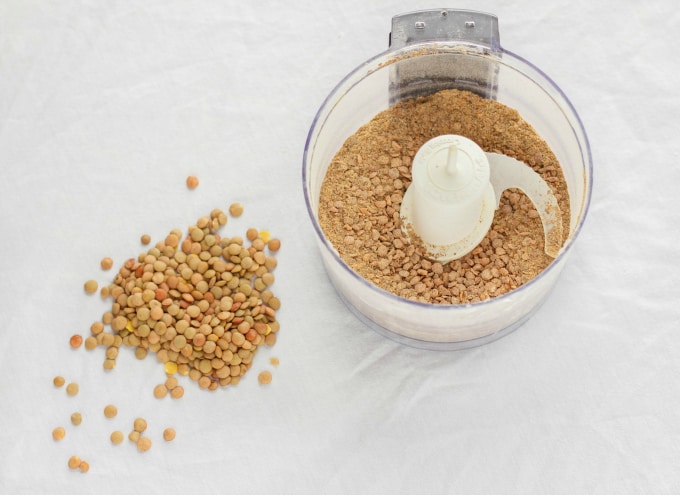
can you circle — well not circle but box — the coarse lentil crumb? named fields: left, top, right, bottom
left=52, top=427, right=66, bottom=441
left=84, top=280, right=98, bottom=294
left=318, top=88, right=570, bottom=305
left=269, top=357, right=279, bottom=366
left=163, top=428, right=176, bottom=441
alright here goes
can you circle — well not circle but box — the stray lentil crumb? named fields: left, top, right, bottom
left=186, top=175, right=199, bottom=189
left=83, top=280, right=98, bottom=294
left=163, top=428, right=176, bottom=442
left=66, top=382, right=79, bottom=396
left=100, top=257, right=113, bottom=270
left=69, top=334, right=82, bottom=348
left=53, top=376, right=65, bottom=387
left=229, top=202, right=244, bottom=217
left=269, top=357, right=280, bottom=366
left=52, top=427, right=66, bottom=441
left=258, top=370, right=272, bottom=385
left=70, top=412, right=82, bottom=426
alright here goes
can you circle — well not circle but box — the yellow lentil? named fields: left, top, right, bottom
left=103, top=405, right=117, bottom=418
left=84, top=279, right=98, bottom=294
left=258, top=230, right=271, bottom=243
left=100, top=257, right=114, bottom=270
left=110, top=430, right=124, bottom=445
left=70, top=412, right=82, bottom=426
left=66, top=382, right=79, bottom=396
left=53, top=376, right=65, bottom=388
left=270, top=357, right=280, bottom=366
left=52, top=426, right=66, bottom=441
left=163, top=428, right=176, bottom=442
left=164, top=361, right=178, bottom=375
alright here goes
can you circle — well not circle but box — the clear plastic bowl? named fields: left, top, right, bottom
left=303, top=30, right=592, bottom=350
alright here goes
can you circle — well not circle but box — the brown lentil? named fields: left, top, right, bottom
left=69, top=334, right=83, bottom=348
left=70, top=412, right=82, bottom=426
left=100, top=257, right=114, bottom=270
left=153, top=383, right=168, bottom=399
left=141, top=234, right=151, bottom=245
left=318, top=88, right=570, bottom=304
left=163, top=428, right=176, bottom=442
left=52, top=426, right=66, bottom=441
left=68, top=455, right=82, bottom=470
left=53, top=376, right=65, bottom=387
left=79, top=461, right=90, bottom=473
left=110, top=430, right=124, bottom=445
left=84, top=280, right=98, bottom=294
left=170, top=386, right=184, bottom=399
left=137, top=437, right=152, bottom=452
left=66, top=382, right=79, bottom=396
left=128, top=430, right=140, bottom=443
left=229, top=202, right=244, bottom=217
left=186, top=175, right=199, bottom=189
left=103, top=405, right=117, bottom=419
left=133, top=418, right=147, bottom=433
left=258, top=370, right=272, bottom=385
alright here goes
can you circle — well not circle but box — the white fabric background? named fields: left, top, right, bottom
left=1, top=1, right=679, bottom=493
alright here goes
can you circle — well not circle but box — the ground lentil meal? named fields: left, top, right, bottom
left=318, top=88, right=570, bottom=304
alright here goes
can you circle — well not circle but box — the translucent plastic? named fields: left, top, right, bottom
left=303, top=43, right=592, bottom=349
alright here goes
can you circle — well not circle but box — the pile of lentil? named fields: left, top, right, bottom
left=85, top=206, right=281, bottom=390
left=318, top=88, right=570, bottom=304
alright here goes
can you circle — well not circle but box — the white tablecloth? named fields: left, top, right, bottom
left=1, top=1, right=679, bottom=493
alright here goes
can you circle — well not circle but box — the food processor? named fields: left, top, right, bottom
left=303, top=9, right=592, bottom=349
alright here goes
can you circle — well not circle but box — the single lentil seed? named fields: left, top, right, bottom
left=141, top=234, right=151, bottom=245
left=229, top=202, right=243, bottom=217
left=164, top=361, right=178, bottom=375
left=69, top=334, right=83, bottom=348
left=110, top=430, right=124, bottom=445
left=100, top=257, right=114, bottom=270
left=66, top=382, right=79, bottom=396
left=267, top=238, right=281, bottom=252
left=153, top=384, right=168, bottom=399
left=258, top=230, right=271, bottom=243
left=52, top=427, right=66, bottom=441
left=137, top=437, right=152, bottom=452
left=68, top=456, right=81, bottom=470
left=128, top=430, right=140, bottom=443
left=84, top=280, right=98, bottom=294
left=163, top=428, right=176, bottom=442
left=79, top=461, right=90, bottom=473
left=186, top=175, right=199, bottom=189
left=71, top=412, right=82, bottom=426
left=84, top=336, right=97, bottom=350
left=258, top=370, right=272, bottom=385
left=53, top=376, right=65, bottom=387
left=170, top=386, right=184, bottom=399
left=133, top=418, right=147, bottom=433
left=103, top=405, right=117, bottom=419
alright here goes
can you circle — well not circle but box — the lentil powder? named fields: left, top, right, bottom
left=318, top=89, right=570, bottom=304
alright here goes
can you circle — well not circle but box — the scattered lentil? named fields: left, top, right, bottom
left=267, top=238, right=281, bottom=252
left=133, top=418, right=147, bottom=433
left=84, top=280, right=98, bottom=294
left=69, top=334, right=83, bottom=349
left=269, top=357, right=279, bottom=366
left=52, top=427, right=66, bottom=441
left=258, top=370, right=272, bottom=385
left=103, top=405, right=117, bottom=419
left=229, top=202, right=243, bottom=217
left=66, top=382, right=79, bottom=396
left=170, top=386, right=184, bottom=399
left=79, top=461, right=90, bottom=473
left=140, top=234, right=151, bottom=245
left=53, top=376, right=65, bottom=387
left=186, top=175, right=199, bottom=189
left=137, top=437, right=152, bottom=452
left=163, top=428, right=176, bottom=442
left=70, top=412, right=82, bottom=426
left=100, top=257, right=114, bottom=270
left=110, top=430, right=124, bottom=445
left=128, top=430, right=140, bottom=443
left=318, top=88, right=570, bottom=304
left=68, top=455, right=82, bottom=470
left=153, top=384, right=168, bottom=399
